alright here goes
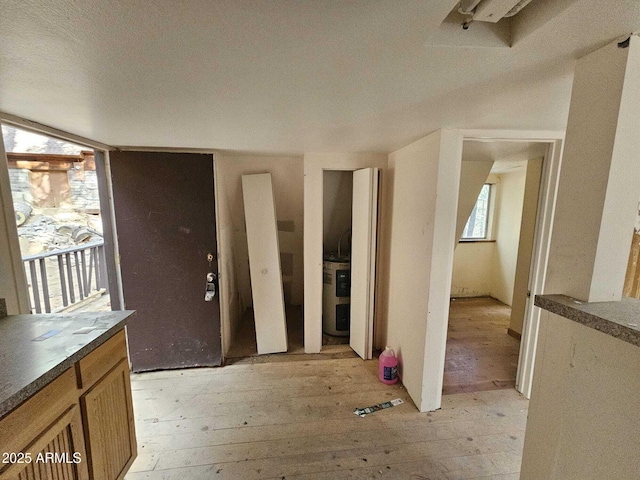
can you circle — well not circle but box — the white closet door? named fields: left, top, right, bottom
left=242, top=173, right=288, bottom=354
left=349, top=167, right=379, bottom=360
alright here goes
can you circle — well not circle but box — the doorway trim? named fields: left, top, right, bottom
left=514, top=136, right=564, bottom=398
left=0, top=129, right=30, bottom=313
left=303, top=153, right=388, bottom=354
left=424, top=129, right=564, bottom=409
left=0, top=113, right=124, bottom=315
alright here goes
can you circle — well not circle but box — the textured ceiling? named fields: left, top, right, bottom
left=1, top=0, right=639, bottom=154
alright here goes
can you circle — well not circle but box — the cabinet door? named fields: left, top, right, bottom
left=81, top=359, right=136, bottom=480
left=0, top=405, right=89, bottom=480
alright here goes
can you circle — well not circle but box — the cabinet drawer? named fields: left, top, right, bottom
left=76, top=330, right=128, bottom=390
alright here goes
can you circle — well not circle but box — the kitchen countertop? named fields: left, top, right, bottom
left=0, top=308, right=135, bottom=418
left=535, top=294, right=640, bottom=347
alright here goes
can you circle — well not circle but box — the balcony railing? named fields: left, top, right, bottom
left=22, top=241, right=109, bottom=313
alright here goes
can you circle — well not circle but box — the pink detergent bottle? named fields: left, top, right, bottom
left=378, top=347, right=398, bottom=384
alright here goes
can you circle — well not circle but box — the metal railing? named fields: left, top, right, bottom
left=22, top=241, right=109, bottom=313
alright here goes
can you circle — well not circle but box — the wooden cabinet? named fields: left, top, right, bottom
left=0, top=370, right=89, bottom=480
left=79, top=330, right=136, bottom=480
left=82, top=359, right=136, bottom=479
left=0, top=330, right=136, bottom=480
left=0, top=405, right=89, bottom=480
left=81, top=359, right=136, bottom=480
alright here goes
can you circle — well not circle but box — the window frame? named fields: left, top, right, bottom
left=459, top=183, right=496, bottom=242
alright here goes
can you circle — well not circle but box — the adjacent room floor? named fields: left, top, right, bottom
left=443, top=297, right=521, bottom=395
left=125, top=356, right=527, bottom=480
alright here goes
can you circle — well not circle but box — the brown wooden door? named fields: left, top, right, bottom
left=110, top=151, right=221, bottom=371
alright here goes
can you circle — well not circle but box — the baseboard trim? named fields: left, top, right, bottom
left=450, top=295, right=494, bottom=300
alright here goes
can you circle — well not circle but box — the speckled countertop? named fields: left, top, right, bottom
left=535, top=294, right=640, bottom=347
left=0, top=307, right=135, bottom=418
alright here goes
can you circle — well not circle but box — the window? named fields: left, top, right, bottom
left=461, top=183, right=492, bottom=240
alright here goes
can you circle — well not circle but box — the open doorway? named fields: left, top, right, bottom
left=444, top=140, right=546, bottom=394
left=1, top=124, right=112, bottom=313
left=383, top=129, right=562, bottom=412
left=322, top=170, right=353, bottom=347
left=303, top=154, right=388, bottom=355
left=321, top=168, right=379, bottom=360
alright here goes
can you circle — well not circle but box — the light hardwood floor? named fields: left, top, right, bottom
left=125, top=355, right=527, bottom=479
left=444, top=298, right=521, bottom=395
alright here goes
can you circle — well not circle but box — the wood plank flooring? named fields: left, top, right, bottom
left=227, top=306, right=350, bottom=360
left=124, top=356, right=527, bottom=479
left=444, top=297, right=521, bottom=395
left=227, top=306, right=305, bottom=358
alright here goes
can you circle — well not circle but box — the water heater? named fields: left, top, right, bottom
left=322, top=259, right=351, bottom=336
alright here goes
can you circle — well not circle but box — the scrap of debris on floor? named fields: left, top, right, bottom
left=354, top=398, right=404, bottom=417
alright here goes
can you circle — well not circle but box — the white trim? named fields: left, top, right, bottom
left=516, top=138, right=564, bottom=397
left=102, top=151, right=126, bottom=310
left=0, top=112, right=112, bottom=151
left=486, top=182, right=498, bottom=240
left=115, top=147, right=305, bottom=157
left=458, top=129, right=565, bottom=142
left=113, top=145, right=219, bottom=154
left=0, top=132, right=30, bottom=313
left=1, top=115, right=127, bottom=314
left=212, top=153, right=227, bottom=363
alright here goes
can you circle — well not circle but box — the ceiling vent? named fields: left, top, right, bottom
left=459, top=0, right=534, bottom=23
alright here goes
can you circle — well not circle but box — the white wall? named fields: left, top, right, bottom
left=450, top=242, right=495, bottom=297
left=215, top=154, right=303, bottom=355
left=451, top=166, right=496, bottom=298
left=545, top=37, right=640, bottom=301
left=303, top=153, right=388, bottom=354
left=384, top=129, right=462, bottom=412
left=520, top=311, right=640, bottom=479
left=519, top=40, right=640, bottom=478
left=385, top=135, right=437, bottom=410
left=0, top=131, right=30, bottom=314
left=510, top=158, right=543, bottom=335
left=491, top=168, right=526, bottom=306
